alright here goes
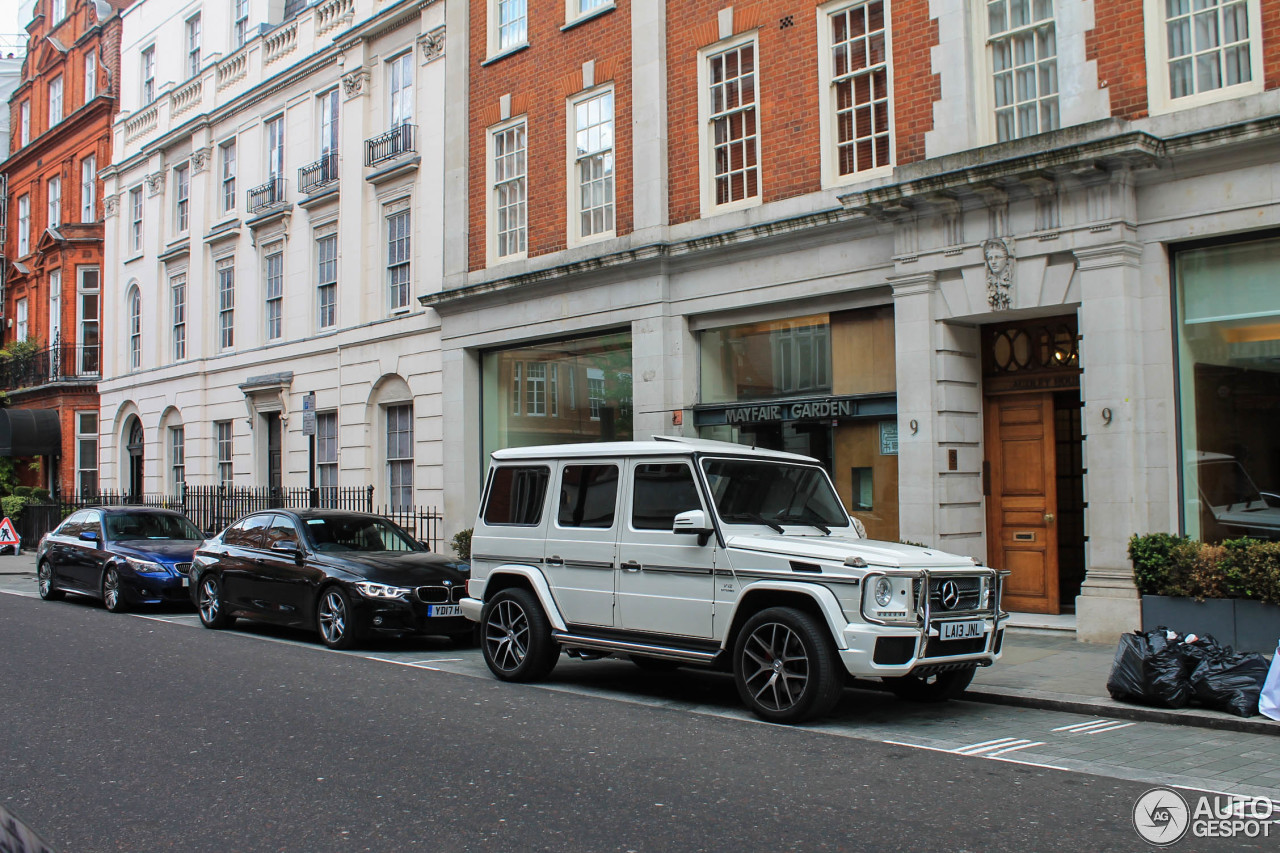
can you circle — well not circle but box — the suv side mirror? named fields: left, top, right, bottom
left=672, top=509, right=713, bottom=546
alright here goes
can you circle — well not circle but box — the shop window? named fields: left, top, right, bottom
left=850, top=467, right=873, bottom=510
left=482, top=331, right=632, bottom=460
left=1175, top=235, right=1280, bottom=542
left=700, top=315, right=832, bottom=404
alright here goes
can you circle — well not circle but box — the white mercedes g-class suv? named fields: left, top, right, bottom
left=460, top=437, right=1008, bottom=723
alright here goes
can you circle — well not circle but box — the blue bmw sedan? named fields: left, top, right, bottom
left=36, top=507, right=205, bottom=613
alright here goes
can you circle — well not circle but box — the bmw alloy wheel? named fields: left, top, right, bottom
left=318, top=590, right=348, bottom=646
left=102, top=567, right=125, bottom=613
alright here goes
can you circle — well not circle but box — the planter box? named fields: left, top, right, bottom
left=1142, top=595, right=1280, bottom=654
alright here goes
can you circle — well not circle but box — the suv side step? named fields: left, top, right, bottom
left=552, top=631, right=720, bottom=664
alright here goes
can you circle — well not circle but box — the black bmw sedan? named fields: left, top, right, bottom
left=191, top=509, right=471, bottom=650
left=36, top=507, right=204, bottom=612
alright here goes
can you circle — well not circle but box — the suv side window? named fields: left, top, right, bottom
left=484, top=466, right=551, bottom=526
left=632, top=463, right=702, bottom=531
left=557, top=464, right=619, bottom=528
left=224, top=515, right=272, bottom=548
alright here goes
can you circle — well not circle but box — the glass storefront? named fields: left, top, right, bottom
left=1175, top=236, right=1280, bottom=542
left=481, top=331, right=633, bottom=462
left=696, top=307, right=900, bottom=540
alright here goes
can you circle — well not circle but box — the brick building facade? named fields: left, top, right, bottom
left=0, top=0, right=128, bottom=496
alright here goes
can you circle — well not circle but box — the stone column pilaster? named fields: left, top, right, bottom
left=891, top=272, right=939, bottom=547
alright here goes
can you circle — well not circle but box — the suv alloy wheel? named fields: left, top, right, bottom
left=733, top=607, right=843, bottom=723
left=480, top=587, right=559, bottom=683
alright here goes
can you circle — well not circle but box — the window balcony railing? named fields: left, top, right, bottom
left=0, top=338, right=100, bottom=392
left=247, top=178, right=287, bottom=214
left=298, top=153, right=338, bottom=194
left=364, top=124, right=416, bottom=167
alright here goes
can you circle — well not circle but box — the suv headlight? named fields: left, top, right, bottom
left=354, top=581, right=411, bottom=600
left=126, top=557, right=167, bottom=574
left=874, top=577, right=894, bottom=607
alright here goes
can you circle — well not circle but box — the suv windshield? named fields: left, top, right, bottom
left=303, top=516, right=420, bottom=553
left=106, top=513, right=203, bottom=541
left=700, top=458, right=850, bottom=530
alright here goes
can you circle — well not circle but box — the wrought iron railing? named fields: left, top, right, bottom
left=298, top=153, right=338, bottom=194
left=20, top=485, right=445, bottom=553
left=247, top=178, right=287, bottom=214
left=0, top=339, right=100, bottom=392
left=364, top=124, right=416, bottom=167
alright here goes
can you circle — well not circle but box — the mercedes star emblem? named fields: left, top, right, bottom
left=940, top=580, right=961, bottom=610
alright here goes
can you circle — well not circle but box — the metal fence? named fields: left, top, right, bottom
left=14, top=486, right=445, bottom=553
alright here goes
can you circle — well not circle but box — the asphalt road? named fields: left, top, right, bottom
left=0, top=591, right=1269, bottom=853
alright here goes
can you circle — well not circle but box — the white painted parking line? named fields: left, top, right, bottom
left=882, top=739, right=1071, bottom=773
left=986, top=740, right=1046, bottom=757
left=954, top=737, right=1021, bottom=755
left=1051, top=719, right=1136, bottom=735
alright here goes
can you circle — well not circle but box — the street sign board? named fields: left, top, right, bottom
left=0, top=516, right=20, bottom=547
left=302, top=393, right=317, bottom=436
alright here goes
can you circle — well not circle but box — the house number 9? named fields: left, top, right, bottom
left=1101, top=407, right=1113, bottom=426
left=909, top=419, right=919, bottom=435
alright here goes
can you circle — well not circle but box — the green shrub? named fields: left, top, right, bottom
left=451, top=527, right=473, bottom=562
left=1129, top=532, right=1280, bottom=605
left=1, top=494, right=30, bottom=521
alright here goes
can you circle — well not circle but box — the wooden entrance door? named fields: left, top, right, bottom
left=984, top=393, right=1060, bottom=614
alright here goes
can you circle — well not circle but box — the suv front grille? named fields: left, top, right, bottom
left=928, top=576, right=984, bottom=613
left=415, top=585, right=464, bottom=604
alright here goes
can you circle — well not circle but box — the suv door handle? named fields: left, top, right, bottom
left=622, top=560, right=642, bottom=572
left=545, top=555, right=564, bottom=566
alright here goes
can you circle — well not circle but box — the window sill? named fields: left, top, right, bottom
left=158, top=240, right=190, bottom=262
left=389, top=306, right=413, bottom=317
left=481, top=42, right=530, bottom=67
left=365, top=156, right=420, bottom=186
left=561, top=3, right=615, bottom=32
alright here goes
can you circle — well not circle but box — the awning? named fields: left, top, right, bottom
left=0, top=408, right=62, bottom=457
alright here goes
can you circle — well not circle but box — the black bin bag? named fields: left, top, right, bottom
left=1106, top=628, right=1193, bottom=709
left=1189, top=651, right=1270, bottom=717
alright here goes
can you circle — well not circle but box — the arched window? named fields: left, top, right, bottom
left=128, top=285, right=141, bottom=371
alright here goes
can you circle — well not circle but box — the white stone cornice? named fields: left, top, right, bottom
left=1073, top=242, right=1143, bottom=271
left=888, top=272, right=938, bottom=298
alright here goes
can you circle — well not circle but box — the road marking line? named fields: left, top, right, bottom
left=987, top=740, right=1046, bottom=757
left=1052, top=719, right=1115, bottom=732
left=881, top=739, right=1071, bottom=772
left=1081, top=722, right=1135, bottom=734
left=954, top=737, right=1021, bottom=755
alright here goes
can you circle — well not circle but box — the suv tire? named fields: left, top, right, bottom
left=884, top=666, right=976, bottom=702
left=732, top=607, right=843, bottom=723
left=481, top=587, right=559, bottom=683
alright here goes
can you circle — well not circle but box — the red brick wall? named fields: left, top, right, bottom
left=1085, top=0, right=1148, bottom=119
left=467, top=1, right=634, bottom=272
left=666, top=1, right=940, bottom=227
left=1265, top=0, right=1280, bottom=90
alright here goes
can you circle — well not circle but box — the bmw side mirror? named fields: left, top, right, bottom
left=673, top=509, right=713, bottom=547
left=78, top=530, right=99, bottom=543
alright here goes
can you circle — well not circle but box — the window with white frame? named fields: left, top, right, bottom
left=233, top=0, right=250, bottom=48
left=386, top=403, right=413, bottom=512
left=987, top=0, right=1059, bottom=142
left=174, top=163, right=190, bottom=233
left=493, top=0, right=527, bottom=53
left=17, top=194, right=29, bottom=255
left=80, top=155, right=96, bottom=222
left=572, top=89, right=615, bottom=241
left=170, top=271, right=186, bottom=361
left=587, top=367, right=604, bottom=420
left=51, top=0, right=66, bottom=21
left=48, top=74, right=63, bottom=125
left=141, top=46, right=155, bottom=103
left=19, top=101, right=29, bottom=147
left=84, top=49, right=96, bottom=101
left=823, top=0, right=892, bottom=180
left=491, top=120, right=527, bottom=259
left=570, top=0, right=610, bottom=20
left=1159, top=0, right=1258, bottom=103
left=170, top=425, right=185, bottom=489
left=265, top=248, right=283, bottom=340
left=48, top=269, right=61, bottom=344
left=220, top=140, right=236, bottom=213
left=76, top=411, right=98, bottom=495
left=706, top=39, right=760, bottom=207
left=77, top=267, right=99, bottom=374
left=186, top=14, right=202, bottom=78
left=389, top=52, right=413, bottom=128
left=511, top=361, right=522, bottom=414
left=266, top=115, right=284, bottom=181
left=217, top=258, right=235, bottom=349
left=128, top=285, right=141, bottom=371
left=15, top=298, right=28, bottom=342
left=47, top=176, right=61, bottom=228
left=317, top=412, right=338, bottom=505
left=216, top=420, right=234, bottom=485
left=317, top=233, right=337, bottom=328
left=386, top=208, right=411, bottom=310
left=524, top=362, right=547, bottom=416
left=129, top=186, right=143, bottom=252
left=319, top=89, right=339, bottom=156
